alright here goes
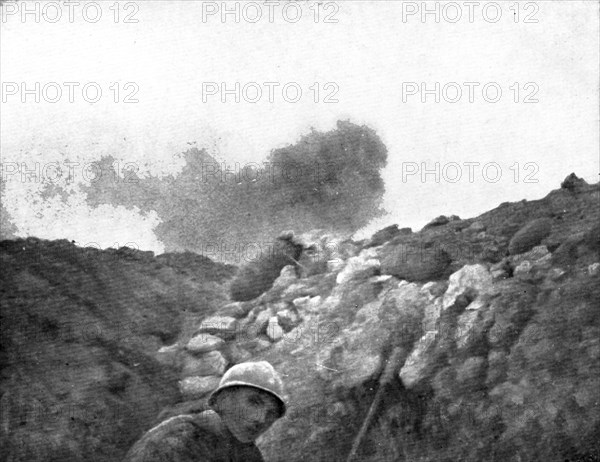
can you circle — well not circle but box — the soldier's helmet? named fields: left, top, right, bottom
left=208, top=361, right=287, bottom=417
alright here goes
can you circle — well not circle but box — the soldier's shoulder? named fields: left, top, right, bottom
left=146, top=411, right=224, bottom=438
left=123, top=412, right=224, bottom=462
left=188, top=410, right=228, bottom=435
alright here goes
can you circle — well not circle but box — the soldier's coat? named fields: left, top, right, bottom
left=123, top=410, right=264, bottom=462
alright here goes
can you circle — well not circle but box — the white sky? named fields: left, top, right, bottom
left=1, top=1, right=598, bottom=253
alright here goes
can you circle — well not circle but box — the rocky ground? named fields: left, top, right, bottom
left=1, top=174, right=598, bottom=461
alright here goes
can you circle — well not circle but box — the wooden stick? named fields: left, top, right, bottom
left=345, top=346, right=405, bottom=462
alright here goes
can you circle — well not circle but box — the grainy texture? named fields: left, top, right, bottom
left=123, top=411, right=264, bottom=462
left=2, top=177, right=599, bottom=461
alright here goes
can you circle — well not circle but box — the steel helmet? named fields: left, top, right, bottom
left=208, top=361, right=286, bottom=417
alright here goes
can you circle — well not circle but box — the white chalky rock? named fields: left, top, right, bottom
left=186, top=333, right=224, bottom=354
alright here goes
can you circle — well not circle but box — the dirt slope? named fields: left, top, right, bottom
left=0, top=240, right=234, bottom=461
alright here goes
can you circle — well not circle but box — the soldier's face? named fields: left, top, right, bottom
left=218, top=387, right=281, bottom=443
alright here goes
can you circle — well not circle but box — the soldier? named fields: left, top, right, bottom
left=123, top=361, right=286, bottom=462
left=229, top=231, right=303, bottom=301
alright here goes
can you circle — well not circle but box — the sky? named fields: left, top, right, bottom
left=1, top=0, right=598, bottom=254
